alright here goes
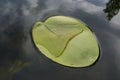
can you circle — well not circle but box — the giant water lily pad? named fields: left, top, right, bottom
left=32, top=16, right=100, bottom=67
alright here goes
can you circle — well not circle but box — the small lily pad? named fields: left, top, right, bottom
left=32, top=16, right=100, bottom=67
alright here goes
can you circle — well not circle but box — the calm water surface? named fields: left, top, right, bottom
left=0, top=0, right=120, bottom=80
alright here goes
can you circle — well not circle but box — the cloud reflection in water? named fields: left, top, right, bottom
left=0, top=0, right=120, bottom=80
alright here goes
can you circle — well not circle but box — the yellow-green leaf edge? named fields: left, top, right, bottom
left=32, top=16, right=100, bottom=67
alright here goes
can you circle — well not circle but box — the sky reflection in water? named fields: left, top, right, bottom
left=0, top=0, right=120, bottom=80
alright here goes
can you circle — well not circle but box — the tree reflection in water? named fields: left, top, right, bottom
left=104, top=0, right=120, bottom=20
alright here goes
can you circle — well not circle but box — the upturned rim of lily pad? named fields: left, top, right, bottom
left=30, top=15, right=101, bottom=68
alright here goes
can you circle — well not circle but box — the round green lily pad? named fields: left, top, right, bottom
left=32, top=16, right=100, bottom=67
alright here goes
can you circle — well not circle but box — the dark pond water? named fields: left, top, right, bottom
left=0, top=0, right=120, bottom=80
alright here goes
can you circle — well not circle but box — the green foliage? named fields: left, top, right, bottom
left=104, top=0, right=120, bottom=20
